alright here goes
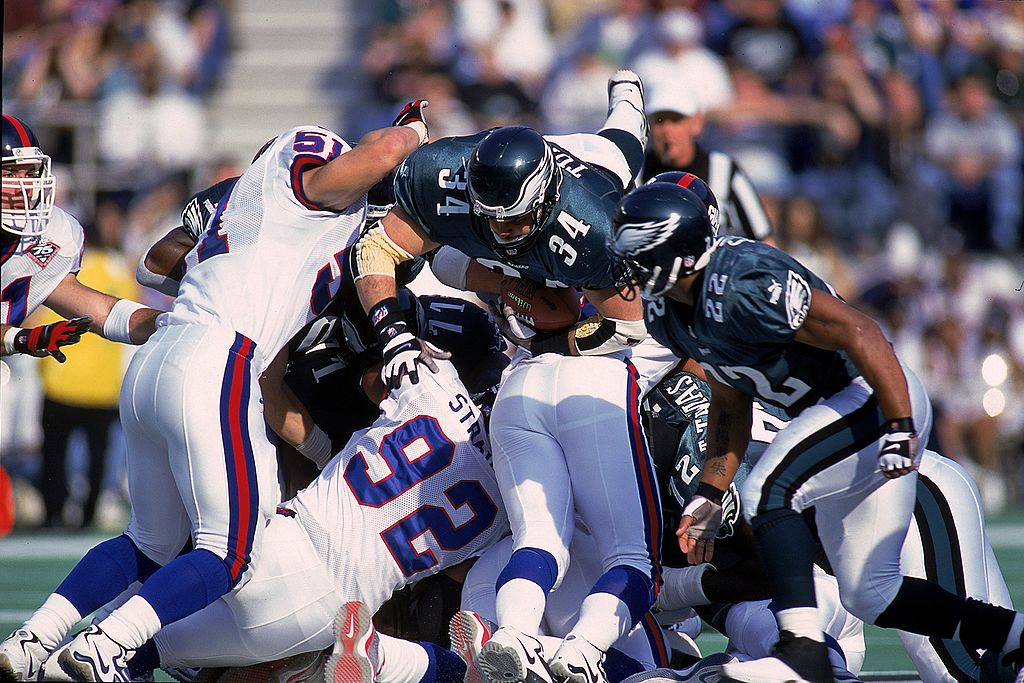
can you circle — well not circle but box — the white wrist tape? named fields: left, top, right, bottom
left=430, top=246, right=471, bottom=290
left=294, top=424, right=333, bottom=469
left=2, top=327, right=22, bottom=354
left=103, top=299, right=147, bottom=344
left=136, top=257, right=181, bottom=297
left=404, top=120, right=428, bottom=146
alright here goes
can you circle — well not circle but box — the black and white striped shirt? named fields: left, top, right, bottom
left=641, top=145, right=773, bottom=242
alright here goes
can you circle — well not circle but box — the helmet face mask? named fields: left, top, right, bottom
left=2, top=115, right=55, bottom=239
left=608, top=182, right=718, bottom=299
left=467, top=126, right=561, bottom=257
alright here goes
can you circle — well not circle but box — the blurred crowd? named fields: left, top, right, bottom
left=1, top=0, right=1022, bottom=528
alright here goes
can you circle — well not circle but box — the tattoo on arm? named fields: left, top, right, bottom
left=708, top=456, right=728, bottom=477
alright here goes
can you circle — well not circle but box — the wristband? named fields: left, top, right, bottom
left=695, top=481, right=726, bottom=505
left=2, top=327, right=21, bottom=355
left=885, top=417, right=915, bottom=433
left=294, top=424, right=333, bottom=469
left=368, top=297, right=409, bottom=345
left=103, top=299, right=146, bottom=344
left=404, top=120, right=428, bottom=146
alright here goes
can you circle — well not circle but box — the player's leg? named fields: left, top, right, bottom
left=482, top=359, right=572, bottom=682
left=728, top=369, right=928, bottom=683
left=1, top=338, right=175, bottom=680
left=895, top=451, right=1015, bottom=682
left=61, top=327, right=279, bottom=679
left=152, top=515, right=338, bottom=670
left=549, top=357, right=664, bottom=681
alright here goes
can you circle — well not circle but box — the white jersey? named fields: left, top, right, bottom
left=0, top=206, right=84, bottom=325
left=168, top=126, right=368, bottom=357
left=290, top=361, right=509, bottom=611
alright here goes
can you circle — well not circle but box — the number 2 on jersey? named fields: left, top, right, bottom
left=344, top=415, right=498, bottom=576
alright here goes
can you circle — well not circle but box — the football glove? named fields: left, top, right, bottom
left=878, top=417, right=918, bottom=479
left=380, top=331, right=450, bottom=390
left=678, top=484, right=725, bottom=564
left=392, top=100, right=430, bottom=146
left=13, top=316, right=92, bottom=363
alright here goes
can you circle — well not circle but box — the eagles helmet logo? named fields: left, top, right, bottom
left=608, top=216, right=680, bottom=258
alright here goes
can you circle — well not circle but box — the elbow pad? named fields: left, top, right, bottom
left=573, top=315, right=646, bottom=356
left=351, top=220, right=414, bottom=282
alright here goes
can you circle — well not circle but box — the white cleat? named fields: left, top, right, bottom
left=608, top=69, right=645, bottom=112
left=449, top=610, right=494, bottom=683
left=720, top=631, right=832, bottom=683
left=476, top=626, right=554, bottom=683
left=57, top=625, right=132, bottom=682
left=549, top=634, right=607, bottom=683
left=326, top=601, right=378, bottom=683
left=0, top=628, right=50, bottom=681
left=214, top=649, right=327, bottom=683
left=620, top=652, right=731, bottom=682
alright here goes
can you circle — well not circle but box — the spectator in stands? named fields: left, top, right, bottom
left=776, top=193, right=856, bottom=299
left=715, top=0, right=817, bottom=94
left=35, top=200, right=137, bottom=528
left=922, top=70, right=1022, bottom=251
left=632, top=8, right=734, bottom=113
left=97, top=32, right=207, bottom=176
left=640, top=81, right=775, bottom=242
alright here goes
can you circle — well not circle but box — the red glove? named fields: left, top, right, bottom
left=392, top=100, right=429, bottom=145
left=13, top=316, right=92, bottom=362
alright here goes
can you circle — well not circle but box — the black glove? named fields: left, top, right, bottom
left=392, top=100, right=429, bottom=145
left=13, top=316, right=92, bottom=363
left=380, top=331, right=450, bottom=391
left=878, top=417, right=919, bottom=479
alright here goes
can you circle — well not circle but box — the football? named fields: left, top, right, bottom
left=499, top=276, right=582, bottom=331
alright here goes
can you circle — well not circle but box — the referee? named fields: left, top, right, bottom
left=640, top=83, right=775, bottom=244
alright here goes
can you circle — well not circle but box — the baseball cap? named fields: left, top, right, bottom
left=647, top=83, right=701, bottom=118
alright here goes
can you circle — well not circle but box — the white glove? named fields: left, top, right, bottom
left=878, top=418, right=919, bottom=479
left=489, top=302, right=537, bottom=350
left=380, top=332, right=450, bottom=390
left=677, top=487, right=725, bottom=564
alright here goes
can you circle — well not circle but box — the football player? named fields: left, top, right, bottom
left=349, top=70, right=680, bottom=682
left=606, top=180, right=1024, bottom=683
left=646, top=360, right=1017, bottom=683
left=0, top=102, right=431, bottom=682
left=0, top=113, right=160, bottom=363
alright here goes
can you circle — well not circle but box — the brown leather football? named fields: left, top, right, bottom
left=499, top=276, right=582, bottom=331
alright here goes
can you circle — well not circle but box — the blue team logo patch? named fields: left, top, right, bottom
left=26, top=241, right=60, bottom=267
left=785, top=270, right=810, bottom=329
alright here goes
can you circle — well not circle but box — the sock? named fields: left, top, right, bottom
left=126, top=549, right=231, bottom=640
left=751, top=509, right=818, bottom=612
left=875, top=577, right=963, bottom=637
left=775, top=607, right=824, bottom=643
left=22, top=593, right=81, bottom=651
left=96, top=595, right=163, bottom=651
left=55, top=535, right=159, bottom=620
left=571, top=593, right=632, bottom=652
left=495, top=548, right=558, bottom=634
left=375, top=633, right=429, bottom=683
left=417, top=641, right=465, bottom=683
left=603, top=79, right=648, bottom=150
left=656, top=564, right=713, bottom=611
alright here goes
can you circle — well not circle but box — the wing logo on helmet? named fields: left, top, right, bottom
left=609, top=216, right=680, bottom=258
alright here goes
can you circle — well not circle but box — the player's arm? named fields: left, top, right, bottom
left=137, top=226, right=194, bottom=296
left=795, top=289, right=911, bottom=421
left=528, top=284, right=646, bottom=356
left=352, top=205, right=445, bottom=389
left=45, top=273, right=161, bottom=345
left=795, top=288, right=918, bottom=478
left=677, top=376, right=752, bottom=565
left=259, top=346, right=335, bottom=469
left=302, top=101, right=428, bottom=212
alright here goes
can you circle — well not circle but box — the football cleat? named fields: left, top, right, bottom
left=620, top=652, right=731, bottom=682
left=549, top=634, right=607, bottom=683
left=449, top=610, right=494, bottom=683
left=720, top=631, right=833, bottom=683
left=607, top=69, right=648, bottom=144
left=57, top=625, right=132, bottom=682
left=476, top=626, right=555, bottom=683
left=0, top=628, right=50, bottom=681
left=326, top=601, right=378, bottom=683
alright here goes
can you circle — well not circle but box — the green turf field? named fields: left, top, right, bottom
left=2, top=506, right=1022, bottom=680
